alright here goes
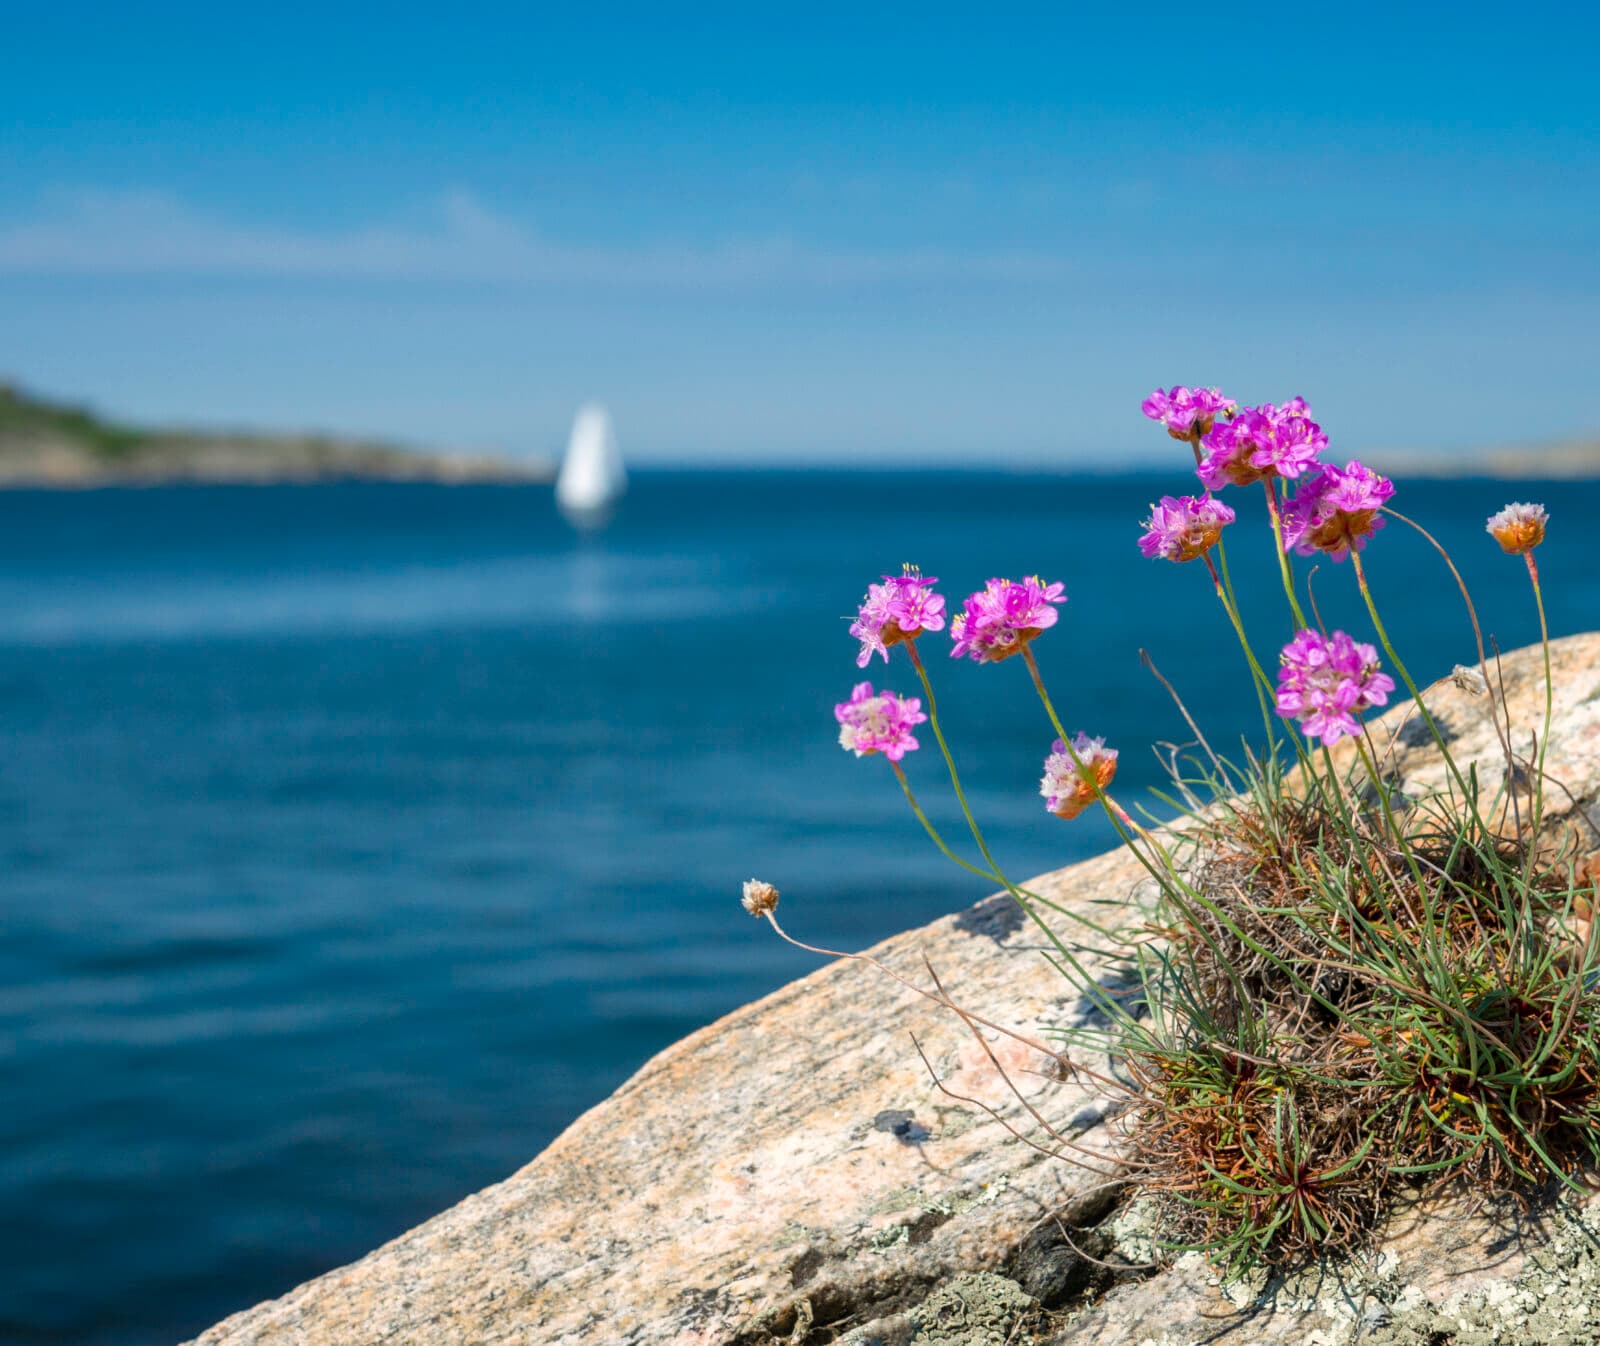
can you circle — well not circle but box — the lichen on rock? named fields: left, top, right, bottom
left=1367, top=1196, right=1600, bottom=1346
left=912, top=1272, right=1040, bottom=1346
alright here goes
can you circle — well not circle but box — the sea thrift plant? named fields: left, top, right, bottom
left=748, top=382, right=1586, bottom=1281
left=948, top=576, right=1066, bottom=662
left=1282, top=460, right=1395, bottom=560
left=834, top=682, right=926, bottom=761
left=1040, top=733, right=1119, bottom=819
left=1141, top=385, right=1236, bottom=440
left=740, top=878, right=779, bottom=917
left=1486, top=501, right=1548, bottom=555
left=1138, top=493, right=1236, bottom=563
left=1195, top=398, right=1327, bottom=490
left=1273, top=629, right=1395, bottom=743
left=849, top=568, right=945, bottom=667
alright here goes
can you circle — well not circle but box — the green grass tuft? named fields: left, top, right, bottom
left=1083, top=752, right=1600, bottom=1276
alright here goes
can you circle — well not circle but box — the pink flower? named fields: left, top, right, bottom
left=1040, top=733, right=1119, bottom=820
left=1282, top=461, right=1394, bottom=561
left=1141, top=386, right=1237, bottom=440
left=1486, top=502, right=1547, bottom=555
left=1196, top=399, right=1327, bottom=490
left=834, top=682, right=927, bottom=761
left=849, top=567, right=946, bottom=668
left=1275, top=629, right=1395, bottom=744
left=1139, top=493, right=1236, bottom=563
left=948, top=576, right=1066, bottom=663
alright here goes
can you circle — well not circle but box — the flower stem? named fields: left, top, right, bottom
left=903, top=641, right=1080, bottom=955
left=1205, top=547, right=1279, bottom=750
left=1020, top=643, right=1070, bottom=745
left=1018, top=645, right=1132, bottom=827
left=1526, top=552, right=1552, bottom=835
left=1380, top=506, right=1520, bottom=811
left=1262, top=478, right=1309, bottom=629
left=1352, top=733, right=1423, bottom=877
left=890, top=758, right=996, bottom=882
left=1349, top=550, right=1475, bottom=812
left=889, top=760, right=1119, bottom=935
left=1019, top=645, right=1184, bottom=873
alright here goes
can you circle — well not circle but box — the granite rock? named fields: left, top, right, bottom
left=187, top=633, right=1600, bottom=1346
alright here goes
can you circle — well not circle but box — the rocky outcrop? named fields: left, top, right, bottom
left=186, top=634, right=1600, bottom=1346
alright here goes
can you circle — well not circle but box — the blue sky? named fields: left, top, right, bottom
left=2, top=4, right=1596, bottom=464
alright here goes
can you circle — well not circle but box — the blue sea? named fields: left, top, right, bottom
left=0, top=472, right=1589, bottom=1345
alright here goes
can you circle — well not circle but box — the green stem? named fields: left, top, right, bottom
left=1263, top=478, right=1309, bottom=629
left=890, top=758, right=997, bottom=885
left=1020, top=643, right=1130, bottom=831
left=1350, top=550, right=1477, bottom=814
left=1009, top=649, right=1293, bottom=1029
left=1317, top=744, right=1357, bottom=832
left=1526, top=552, right=1552, bottom=837
left=902, top=640, right=1080, bottom=957
left=1352, top=733, right=1426, bottom=889
left=1380, top=505, right=1522, bottom=833
left=1209, top=545, right=1338, bottom=815
left=889, top=759, right=1120, bottom=936
left=1021, top=642, right=1072, bottom=746
left=1205, top=548, right=1278, bottom=750
left=1019, top=644, right=1193, bottom=889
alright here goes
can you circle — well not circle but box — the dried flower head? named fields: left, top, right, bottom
left=1486, top=502, right=1548, bottom=555
left=741, top=878, right=779, bottom=917
left=1275, top=629, right=1396, bottom=743
left=1282, top=460, right=1395, bottom=561
left=849, top=566, right=946, bottom=668
left=1141, top=386, right=1237, bottom=440
left=1040, top=733, right=1119, bottom=820
left=949, top=576, right=1066, bottom=663
left=834, top=681, right=927, bottom=761
left=1139, top=493, right=1237, bottom=563
left=1196, top=399, right=1328, bottom=490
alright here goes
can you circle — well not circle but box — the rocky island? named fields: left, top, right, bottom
left=183, top=633, right=1600, bottom=1346
left=0, top=383, right=552, bottom=487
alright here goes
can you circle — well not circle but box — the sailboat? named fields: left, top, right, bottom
left=555, top=404, right=626, bottom=528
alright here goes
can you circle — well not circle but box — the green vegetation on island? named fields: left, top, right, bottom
left=0, top=381, right=552, bottom=487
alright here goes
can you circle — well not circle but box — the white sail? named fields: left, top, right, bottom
left=555, top=404, right=626, bottom=523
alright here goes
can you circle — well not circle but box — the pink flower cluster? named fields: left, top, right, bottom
left=1141, top=386, right=1237, bottom=440
left=1196, top=398, right=1328, bottom=491
left=1139, top=493, right=1236, bottom=563
left=849, top=568, right=946, bottom=667
left=1282, top=461, right=1394, bottom=561
left=1275, top=629, right=1395, bottom=744
left=834, top=682, right=927, bottom=761
left=1040, top=733, right=1119, bottom=820
left=948, top=576, right=1066, bottom=662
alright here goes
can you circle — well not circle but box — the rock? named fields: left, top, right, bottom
left=185, top=633, right=1600, bottom=1346
left=1055, top=1191, right=1600, bottom=1345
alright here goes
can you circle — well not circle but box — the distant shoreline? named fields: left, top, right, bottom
left=0, top=380, right=554, bottom=490
left=0, top=450, right=553, bottom=491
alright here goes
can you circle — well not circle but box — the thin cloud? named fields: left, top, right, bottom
left=0, top=188, right=1071, bottom=287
